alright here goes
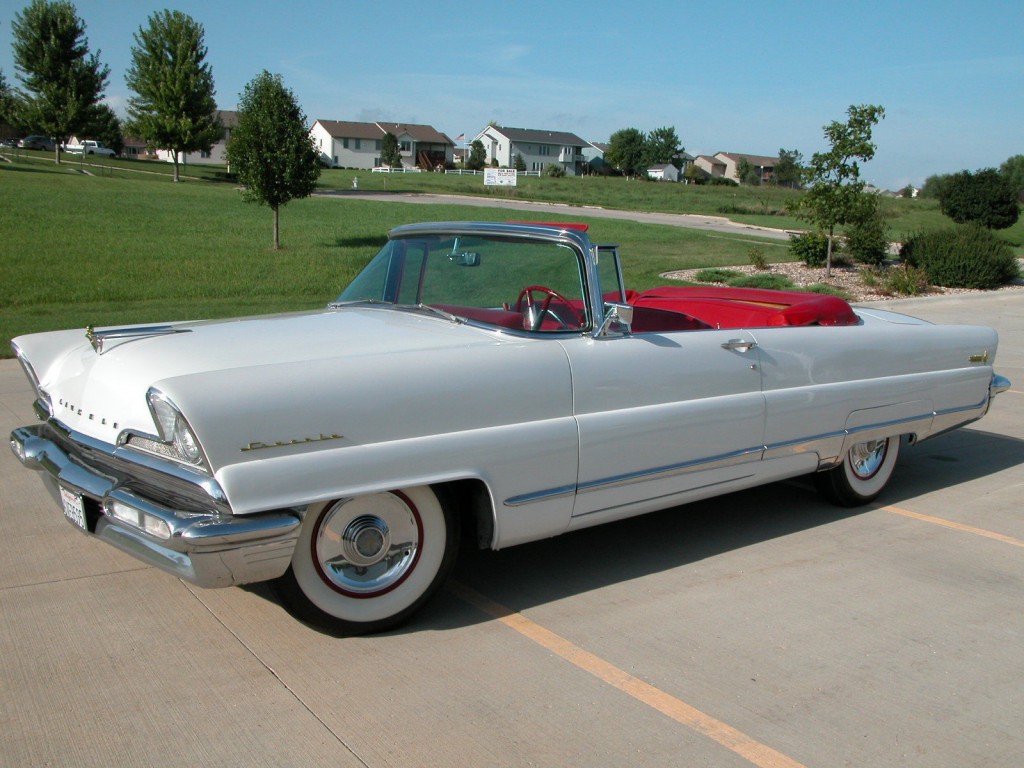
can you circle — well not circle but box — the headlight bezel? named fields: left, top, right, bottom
left=143, top=388, right=210, bottom=470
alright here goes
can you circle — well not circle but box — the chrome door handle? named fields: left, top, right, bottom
left=721, top=339, right=757, bottom=352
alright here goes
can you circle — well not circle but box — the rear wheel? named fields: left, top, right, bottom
left=815, top=436, right=900, bottom=507
left=276, top=486, right=459, bottom=634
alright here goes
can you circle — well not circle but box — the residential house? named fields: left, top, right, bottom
left=582, top=141, right=609, bottom=175
left=310, top=120, right=454, bottom=170
left=155, top=110, right=238, bottom=165
left=695, top=152, right=777, bottom=184
left=474, top=125, right=588, bottom=176
left=647, top=163, right=680, bottom=182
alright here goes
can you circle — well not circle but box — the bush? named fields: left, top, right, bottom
left=804, top=283, right=853, bottom=300
left=544, top=163, right=566, bottom=178
left=938, top=168, right=1020, bottom=229
left=883, top=265, right=931, bottom=296
left=900, top=225, right=1020, bottom=289
left=728, top=273, right=794, bottom=290
left=748, top=246, right=769, bottom=270
left=789, top=230, right=831, bottom=267
left=844, top=209, right=889, bottom=265
left=694, top=268, right=741, bottom=283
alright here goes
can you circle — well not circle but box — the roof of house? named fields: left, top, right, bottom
left=216, top=110, right=240, bottom=128
left=717, top=152, right=778, bottom=167
left=313, top=120, right=453, bottom=145
left=483, top=125, right=588, bottom=146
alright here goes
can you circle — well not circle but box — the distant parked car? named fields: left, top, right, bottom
left=64, top=139, right=117, bottom=157
left=18, top=135, right=56, bottom=151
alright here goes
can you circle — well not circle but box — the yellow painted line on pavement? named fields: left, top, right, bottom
left=448, top=580, right=807, bottom=768
left=883, top=505, right=1024, bottom=548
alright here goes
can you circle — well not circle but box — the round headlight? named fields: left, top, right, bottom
left=174, top=420, right=203, bottom=464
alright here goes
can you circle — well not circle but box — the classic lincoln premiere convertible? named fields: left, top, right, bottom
left=10, top=221, right=1012, bottom=633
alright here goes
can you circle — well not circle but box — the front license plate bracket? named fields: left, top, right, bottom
left=59, top=486, right=88, bottom=531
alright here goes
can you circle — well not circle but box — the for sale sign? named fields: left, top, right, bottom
left=484, top=168, right=518, bottom=186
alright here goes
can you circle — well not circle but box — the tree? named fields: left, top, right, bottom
left=791, top=104, right=885, bottom=276
left=643, top=126, right=682, bottom=169
left=226, top=71, right=321, bottom=250
left=11, top=0, right=109, bottom=163
left=467, top=139, right=486, bottom=171
left=125, top=10, right=220, bottom=182
left=380, top=131, right=401, bottom=167
left=939, top=168, right=1020, bottom=230
left=920, top=172, right=952, bottom=199
left=999, top=154, right=1024, bottom=202
left=736, top=157, right=761, bottom=185
left=84, top=102, right=122, bottom=154
left=773, top=148, right=803, bottom=189
left=605, top=127, right=646, bottom=177
left=513, top=152, right=526, bottom=172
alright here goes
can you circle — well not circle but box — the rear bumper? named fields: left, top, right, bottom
left=10, top=424, right=301, bottom=588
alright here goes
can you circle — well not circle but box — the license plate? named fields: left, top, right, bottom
left=59, top=486, right=87, bottom=530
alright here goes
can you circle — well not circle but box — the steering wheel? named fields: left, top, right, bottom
left=515, top=285, right=578, bottom=331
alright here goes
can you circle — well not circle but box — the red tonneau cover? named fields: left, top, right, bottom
left=632, top=286, right=859, bottom=328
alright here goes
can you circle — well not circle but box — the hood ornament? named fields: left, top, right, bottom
left=86, top=325, right=192, bottom=354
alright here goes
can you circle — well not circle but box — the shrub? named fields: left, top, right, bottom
left=789, top=230, right=831, bottom=267
left=748, top=246, right=769, bottom=270
left=544, top=163, right=566, bottom=178
left=727, top=273, right=794, bottom=290
left=804, top=283, right=853, bottom=300
left=938, top=168, right=1020, bottom=229
left=694, top=268, right=741, bottom=283
left=901, top=225, right=1020, bottom=289
left=883, top=265, right=931, bottom=296
left=844, top=209, right=889, bottom=265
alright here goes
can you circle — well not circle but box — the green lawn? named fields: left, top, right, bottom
left=0, top=162, right=788, bottom=354
left=2, top=155, right=1021, bottom=357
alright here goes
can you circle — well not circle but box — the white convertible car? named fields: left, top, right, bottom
left=9, top=221, right=1011, bottom=633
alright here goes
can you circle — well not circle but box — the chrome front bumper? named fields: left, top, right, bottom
left=10, top=424, right=301, bottom=588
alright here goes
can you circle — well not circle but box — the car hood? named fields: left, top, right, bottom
left=15, top=307, right=517, bottom=444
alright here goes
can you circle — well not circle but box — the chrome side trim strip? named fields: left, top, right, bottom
left=576, top=445, right=765, bottom=495
left=503, top=484, right=577, bottom=507
left=501, top=397, right=995, bottom=509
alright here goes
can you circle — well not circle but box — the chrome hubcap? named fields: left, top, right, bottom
left=849, top=439, right=887, bottom=479
left=314, top=493, right=421, bottom=596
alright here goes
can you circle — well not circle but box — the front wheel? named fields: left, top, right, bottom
left=815, top=436, right=900, bottom=507
left=276, top=486, right=459, bottom=634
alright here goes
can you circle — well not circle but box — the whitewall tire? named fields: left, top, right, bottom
left=815, top=436, right=900, bottom=507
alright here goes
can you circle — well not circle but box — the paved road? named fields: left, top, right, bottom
left=2, top=292, right=1023, bottom=767
left=319, top=189, right=797, bottom=240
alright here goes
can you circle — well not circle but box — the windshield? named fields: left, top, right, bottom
left=337, top=234, right=589, bottom=333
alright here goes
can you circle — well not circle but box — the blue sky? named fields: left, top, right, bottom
left=2, top=0, right=1021, bottom=190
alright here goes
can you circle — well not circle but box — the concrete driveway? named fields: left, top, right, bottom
left=2, top=292, right=1022, bottom=767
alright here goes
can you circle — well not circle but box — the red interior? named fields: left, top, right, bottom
left=434, top=286, right=858, bottom=333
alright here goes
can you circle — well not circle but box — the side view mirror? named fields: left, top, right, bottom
left=449, top=251, right=480, bottom=267
left=597, top=302, right=633, bottom=337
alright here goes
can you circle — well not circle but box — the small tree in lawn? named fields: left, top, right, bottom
left=125, top=10, right=220, bottom=182
left=380, top=131, right=401, bottom=167
left=791, top=104, right=885, bottom=277
left=467, top=139, right=486, bottom=171
left=227, top=71, right=321, bottom=250
left=11, top=0, right=109, bottom=164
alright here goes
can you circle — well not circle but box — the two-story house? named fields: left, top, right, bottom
left=694, top=152, right=777, bottom=184
left=310, top=120, right=454, bottom=170
left=474, top=125, right=588, bottom=176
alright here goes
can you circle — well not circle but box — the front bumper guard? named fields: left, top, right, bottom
left=10, top=424, right=301, bottom=588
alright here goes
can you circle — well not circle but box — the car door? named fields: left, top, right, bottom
left=560, top=328, right=766, bottom=528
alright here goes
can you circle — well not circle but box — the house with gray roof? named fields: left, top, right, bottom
left=474, top=125, right=588, bottom=176
left=695, top=152, right=777, bottom=184
left=310, top=120, right=454, bottom=170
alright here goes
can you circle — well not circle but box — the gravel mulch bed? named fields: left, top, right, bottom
left=663, top=260, right=1024, bottom=303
